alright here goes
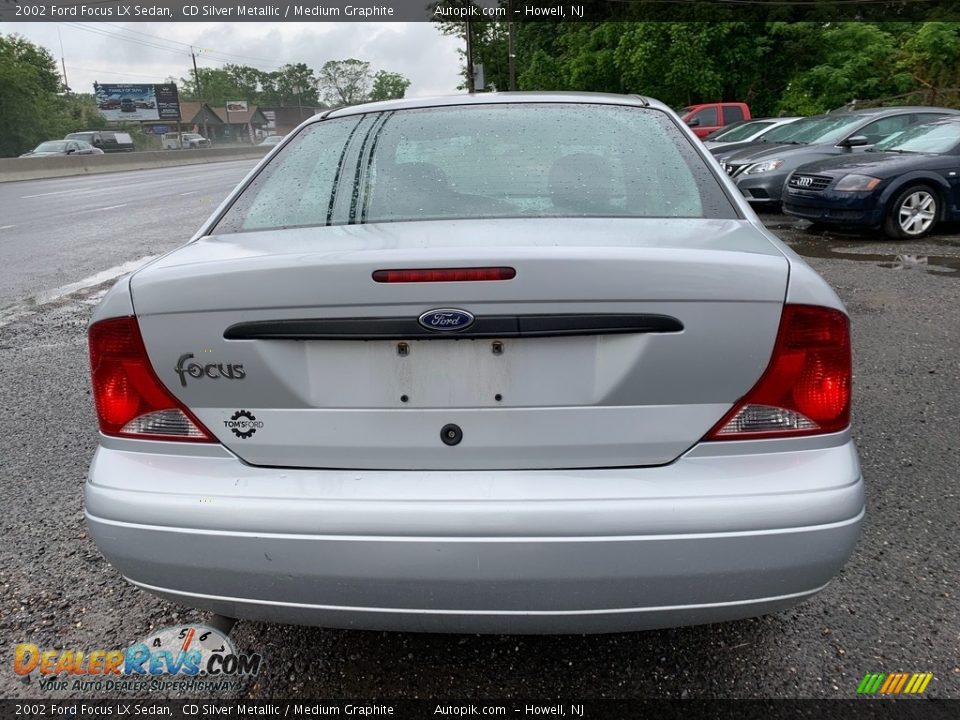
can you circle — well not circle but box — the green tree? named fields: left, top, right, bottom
left=180, top=63, right=320, bottom=107
left=0, top=33, right=69, bottom=156
left=317, top=59, right=371, bottom=106
left=898, top=22, right=960, bottom=106
left=777, top=23, right=910, bottom=114
left=370, top=70, right=411, bottom=101
left=275, top=62, right=320, bottom=106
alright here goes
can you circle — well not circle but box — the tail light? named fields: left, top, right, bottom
left=706, top=305, right=851, bottom=440
left=88, top=317, right=215, bottom=442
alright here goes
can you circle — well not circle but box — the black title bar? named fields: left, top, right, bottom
left=1, top=0, right=958, bottom=23
left=3, top=700, right=960, bottom=719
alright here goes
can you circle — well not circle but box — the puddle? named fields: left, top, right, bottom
left=786, top=241, right=960, bottom=277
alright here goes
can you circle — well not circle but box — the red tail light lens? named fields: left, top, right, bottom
left=706, top=305, right=851, bottom=440
left=373, top=267, right=516, bottom=283
left=88, top=317, right=215, bottom=442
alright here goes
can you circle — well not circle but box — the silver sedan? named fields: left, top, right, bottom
left=85, top=93, right=863, bottom=634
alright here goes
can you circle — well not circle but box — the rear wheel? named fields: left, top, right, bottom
left=884, top=184, right=939, bottom=239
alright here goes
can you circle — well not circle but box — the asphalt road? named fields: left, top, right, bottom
left=0, top=160, right=258, bottom=312
left=0, top=172, right=958, bottom=700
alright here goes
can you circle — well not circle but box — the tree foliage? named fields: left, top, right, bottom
left=442, top=20, right=960, bottom=116
left=317, top=59, right=371, bottom=106
left=370, top=70, right=412, bottom=102
left=178, top=62, right=322, bottom=107
left=177, top=59, right=411, bottom=109
left=0, top=34, right=107, bottom=156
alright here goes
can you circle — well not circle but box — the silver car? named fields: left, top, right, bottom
left=85, top=93, right=863, bottom=634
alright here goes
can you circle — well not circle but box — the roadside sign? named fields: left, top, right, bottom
left=94, top=83, right=181, bottom=122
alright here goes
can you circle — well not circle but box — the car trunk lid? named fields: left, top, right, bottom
left=131, top=218, right=789, bottom=470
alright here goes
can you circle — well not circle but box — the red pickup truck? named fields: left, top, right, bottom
left=680, top=102, right=751, bottom=138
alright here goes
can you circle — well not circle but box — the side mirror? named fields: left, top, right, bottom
left=66, top=148, right=76, bottom=155
left=687, top=118, right=701, bottom=128
left=841, top=135, right=869, bottom=148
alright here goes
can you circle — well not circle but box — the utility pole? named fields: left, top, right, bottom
left=191, top=46, right=209, bottom=141
left=507, top=0, right=517, bottom=91
left=465, top=20, right=475, bottom=94
left=293, top=84, right=305, bottom=122
left=57, top=27, right=70, bottom=93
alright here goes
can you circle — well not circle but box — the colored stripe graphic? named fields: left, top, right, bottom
left=857, top=673, right=885, bottom=694
left=858, top=672, right=932, bottom=695
left=908, top=673, right=933, bottom=694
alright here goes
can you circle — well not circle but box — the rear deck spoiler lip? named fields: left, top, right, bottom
left=223, top=314, right=683, bottom=341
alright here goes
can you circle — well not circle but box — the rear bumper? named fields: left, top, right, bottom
left=86, top=435, right=864, bottom=634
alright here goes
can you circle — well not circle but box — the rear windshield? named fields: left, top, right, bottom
left=213, top=103, right=737, bottom=234
left=35, top=141, right=68, bottom=152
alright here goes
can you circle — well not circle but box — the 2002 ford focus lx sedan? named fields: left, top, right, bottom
left=85, top=93, right=863, bottom=634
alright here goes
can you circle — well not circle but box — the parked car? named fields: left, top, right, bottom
left=784, top=116, right=960, bottom=239
left=702, top=117, right=800, bottom=150
left=98, top=98, right=120, bottom=110
left=20, top=140, right=104, bottom=157
left=120, top=97, right=136, bottom=113
left=680, top=102, right=751, bottom=138
left=718, top=106, right=958, bottom=207
left=162, top=132, right=212, bottom=150
left=710, top=116, right=823, bottom=161
left=65, top=131, right=135, bottom=153
left=258, top=135, right=285, bottom=146
left=85, top=92, right=861, bottom=634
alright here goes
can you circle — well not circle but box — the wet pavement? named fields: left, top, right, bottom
left=761, top=212, right=960, bottom=277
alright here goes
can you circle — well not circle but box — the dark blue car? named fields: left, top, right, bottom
left=783, top=117, right=960, bottom=239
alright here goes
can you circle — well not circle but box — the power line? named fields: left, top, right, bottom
left=65, top=64, right=170, bottom=81
left=59, top=23, right=288, bottom=76
left=99, top=22, right=286, bottom=69
left=60, top=22, right=192, bottom=58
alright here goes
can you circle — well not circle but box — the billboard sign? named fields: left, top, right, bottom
left=226, top=100, right=248, bottom=112
left=94, top=83, right=181, bottom=122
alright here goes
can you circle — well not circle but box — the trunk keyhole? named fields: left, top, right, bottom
left=441, top=424, right=463, bottom=446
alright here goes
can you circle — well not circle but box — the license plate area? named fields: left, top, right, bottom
left=299, top=336, right=618, bottom=408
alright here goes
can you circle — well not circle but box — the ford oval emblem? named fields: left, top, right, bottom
left=418, top=308, right=475, bottom=332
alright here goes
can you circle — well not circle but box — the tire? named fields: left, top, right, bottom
left=883, top=184, right=939, bottom=239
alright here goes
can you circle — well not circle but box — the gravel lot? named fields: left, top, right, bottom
left=1, top=213, right=957, bottom=700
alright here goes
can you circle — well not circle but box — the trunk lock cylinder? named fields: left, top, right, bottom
left=441, top=424, right=463, bottom=446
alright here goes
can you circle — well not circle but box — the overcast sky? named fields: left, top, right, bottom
left=0, top=22, right=464, bottom=99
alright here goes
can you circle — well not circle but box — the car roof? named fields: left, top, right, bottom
left=832, top=106, right=959, bottom=117
left=322, top=92, right=659, bottom=121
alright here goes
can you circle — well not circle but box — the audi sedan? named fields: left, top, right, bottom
left=85, top=93, right=863, bottom=634
left=784, top=117, right=960, bottom=238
